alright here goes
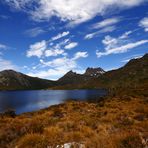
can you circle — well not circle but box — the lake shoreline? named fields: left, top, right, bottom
left=0, top=92, right=147, bottom=147
left=0, top=89, right=107, bottom=114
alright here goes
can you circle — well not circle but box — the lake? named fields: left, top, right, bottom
left=0, top=89, right=107, bottom=114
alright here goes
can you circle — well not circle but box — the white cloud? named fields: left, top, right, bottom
left=0, top=57, right=18, bottom=71
left=96, top=39, right=148, bottom=57
left=51, top=31, right=70, bottom=41
left=96, top=31, right=148, bottom=57
left=84, top=17, right=121, bottom=40
left=0, top=43, right=8, bottom=49
left=30, top=56, right=78, bottom=79
left=28, top=50, right=88, bottom=79
left=84, top=26, right=116, bottom=39
left=99, top=26, right=116, bottom=33
left=139, top=17, right=148, bottom=32
left=84, top=33, right=96, bottom=40
left=28, top=69, right=66, bottom=80
left=92, top=17, right=120, bottom=29
left=44, top=38, right=71, bottom=57
left=73, top=51, right=88, bottom=60
left=4, top=0, right=147, bottom=26
left=64, top=42, right=78, bottom=49
left=40, top=51, right=88, bottom=69
left=24, top=27, right=46, bottom=37
left=27, top=40, right=47, bottom=58
left=45, top=49, right=65, bottom=57
left=119, top=31, right=133, bottom=39
left=26, top=37, right=72, bottom=58
left=102, top=31, right=133, bottom=51
left=4, top=0, right=33, bottom=9
left=40, top=57, right=76, bottom=69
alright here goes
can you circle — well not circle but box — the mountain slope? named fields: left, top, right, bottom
left=82, top=53, right=148, bottom=90
left=56, top=68, right=105, bottom=87
left=0, top=54, right=147, bottom=91
left=52, top=54, right=148, bottom=90
left=0, top=70, right=55, bottom=90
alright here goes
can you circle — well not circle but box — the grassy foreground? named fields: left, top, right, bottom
left=0, top=94, right=148, bottom=148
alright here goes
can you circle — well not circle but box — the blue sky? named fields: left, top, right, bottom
left=0, top=0, right=148, bottom=80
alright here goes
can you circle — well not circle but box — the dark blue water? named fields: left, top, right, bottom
left=0, top=89, right=106, bottom=114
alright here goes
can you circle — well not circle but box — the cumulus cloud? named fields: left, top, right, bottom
left=28, top=69, right=67, bottom=80
left=139, top=17, right=148, bottom=32
left=4, top=0, right=147, bottom=26
left=27, top=40, right=47, bottom=58
left=84, top=33, right=96, bottom=40
left=73, top=51, right=88, bottom=60
left=102, top=31, right=133, bottom=50
left=28, top=57, right=77, bottom=79
left=45, top=49, right=65, bottom=57
left=40, top=57, right=76, bottom=69
left=51, top=31, right=70, bottom=41
left=26, top=36, right=76, bottom=58
left=24, top=27, right=46, bottom=37
left=28, top=50, right=88, bottom=79
left=64, top=42, right=78, bottom=49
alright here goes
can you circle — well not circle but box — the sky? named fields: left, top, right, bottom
left=0, top=0, right=148, bottom=80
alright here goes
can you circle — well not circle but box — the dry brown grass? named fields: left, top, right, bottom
left=0, top=96, right=147, bottom=148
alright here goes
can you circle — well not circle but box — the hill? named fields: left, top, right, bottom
left=0, top=70, right=55, bottom=90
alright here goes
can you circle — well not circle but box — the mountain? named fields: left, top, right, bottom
left=0, top=67, right=104, bottom=90
left=84, top=67, right=105, bottom=77
left=52, top=53, right=148, bottom=91
left=57, top=67, right=105, bottom=86
left=0, top=70, right=55, bottom=90
left=81, top=53, right=148, bottom=90
left=0, top=54, right=147, bottom=91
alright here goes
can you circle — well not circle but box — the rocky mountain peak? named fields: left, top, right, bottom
left=67, top=70, right=76, bottom=75
left=84, top=67, right=105, bottom=77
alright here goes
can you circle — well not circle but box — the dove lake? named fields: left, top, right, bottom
left=0, top=89, right=107, bottom=114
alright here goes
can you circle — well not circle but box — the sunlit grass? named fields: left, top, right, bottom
left=0, top=94, right=147, bottom=147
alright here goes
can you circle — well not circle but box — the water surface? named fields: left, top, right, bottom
left=0, top=89, right=106, bottom=114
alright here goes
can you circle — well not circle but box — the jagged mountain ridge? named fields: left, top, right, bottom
left=81, top=53, right=148, bottom=89
left=84, top=67, right=105, bottom=77
left=0, top=54, right=147, bottom=90
left=52, top=53, right=148, bottom=90
left=0, top=67, right=105, bottom=90
left=57, top=67, right=105, bottom=85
